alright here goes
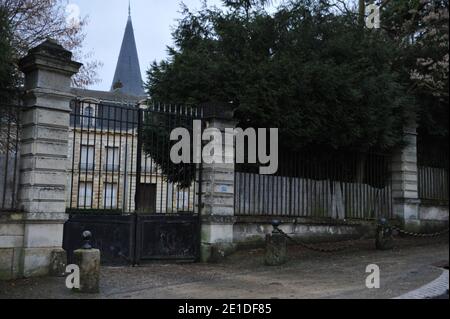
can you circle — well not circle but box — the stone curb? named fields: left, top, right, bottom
left=394, top=269, right=449, bottom=299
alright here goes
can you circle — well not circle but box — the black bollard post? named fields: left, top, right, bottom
left=376, top=218, right=394, bottom=250
left=265, top=220, right=288, bottom=266
left=82, top=230, right=93, bottom=249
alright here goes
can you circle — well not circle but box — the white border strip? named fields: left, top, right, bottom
left=395, top=270, right=449, bottom=299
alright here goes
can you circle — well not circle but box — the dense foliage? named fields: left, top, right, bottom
left=382, top=0, right=449, bottom=138
left=0, top=6, right=14, bottom=91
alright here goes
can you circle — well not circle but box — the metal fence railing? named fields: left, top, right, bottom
left=0, top=91, right=22, bottom=212
left=235, top=151, right=393, bottom=220
left=68, top=99, right=139, bottom=212
left=418, top=136, right=449, bottom=204
left=68, top=99, right=202, bottom=215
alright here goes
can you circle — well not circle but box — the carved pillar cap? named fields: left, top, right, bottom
left=19, top=38, right=82, bottom=76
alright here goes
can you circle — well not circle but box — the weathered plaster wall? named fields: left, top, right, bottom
left=233, top=217, right=372, bottom=249
left=0, top=213, right=24, bottom=280
left=419, top=203, right=449, bottom=222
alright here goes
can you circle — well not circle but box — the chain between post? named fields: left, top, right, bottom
left=390, top=226, right=450, bottom=238
left=271, top=220, right=449, bottom=254
left=273, top=226, right=362, bottom=253
left=340, top=219, right=450, bottom=238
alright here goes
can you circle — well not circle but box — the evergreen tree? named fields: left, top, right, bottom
left=0, top=6, right=14, bottom=91
left=146, top=0, right=416, bottom=154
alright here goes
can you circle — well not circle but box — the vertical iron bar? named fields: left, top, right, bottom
left=104, top=104, right=111, bottom=209
left=11, top=105, right=20, bottom=210
left=135, top=108, right=143, bottom=212
left=129, top=107, right=136, bottom=211
left=1, top=106, right=12, bottom=209
left=76, top=101, right=85, bottom=209
left=197, top=119, right=204, bottom=216
left=123, top=106, right=129, bottom=212
left=91, top=102, right=98, bottom=209
left=69, top=101, right=77, bottom=210
left=157, top=104, right=163, bottom=214
left=289, top=154, right=293, bottom=216
left=117, top=106, right=123, bottom=210
left=97, top=104, right=104, bottom=209
left=166, top=105, right=172, bottom=214
left=83, top=102, right=91, bottom=209
left=112, top=105, right=118, bottom=209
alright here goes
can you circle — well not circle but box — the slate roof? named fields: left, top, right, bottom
left=110, top=12, right=145, bottom=96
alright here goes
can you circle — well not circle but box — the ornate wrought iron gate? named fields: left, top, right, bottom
left=64, top=100, right=203, bottom=264
left=134, top=103, right=203, bottom=262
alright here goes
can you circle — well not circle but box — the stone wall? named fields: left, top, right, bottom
left=418, top=201, right=449, bottom=233
left=419, top=203, right=449, bottom=222
left=0, top=154, right=20, bottom=210
left=0, top=213, right=24, bottom=280
left=0, top=39, right=81, bottom=279
left=233, top=216, right=371, bottom=249
left=67, top=128, right=196, bottom=212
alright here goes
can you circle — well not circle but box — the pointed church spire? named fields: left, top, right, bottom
left=111, top=3, right=144, bottom=96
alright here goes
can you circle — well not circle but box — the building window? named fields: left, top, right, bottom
left=80, top=145, right=95, bottom=171
left=104, top=183, right=118, bottom=209
left=104, top=146, right=120, bottom=171
left=177, top=188, right=190, bottom=211
left=81, top=103, right=96, bottom=128
left=141, top=157, right=156, bottom=174
left=78, top=182, right=93, bottom=208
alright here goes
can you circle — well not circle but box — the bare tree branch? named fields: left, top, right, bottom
left=0, top=0, right=102, bottom=87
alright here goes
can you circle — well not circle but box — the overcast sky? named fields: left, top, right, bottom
left=71, top=0, right=225, bottom=91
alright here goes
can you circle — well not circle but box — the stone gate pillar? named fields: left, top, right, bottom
left=18, top=39, right=82, bottom=277
left=391, top=125, right=421, bottom=231
left=199, top=103, right=237, bottom=262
